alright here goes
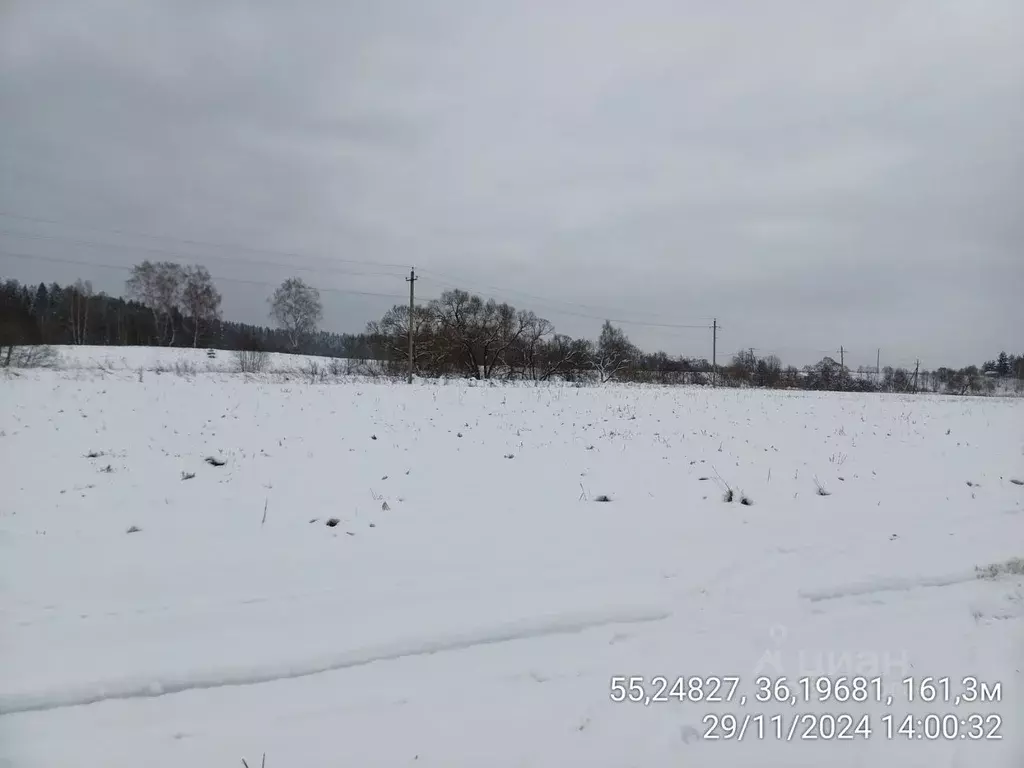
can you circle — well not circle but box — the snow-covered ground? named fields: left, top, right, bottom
left=1, top=361, right=1022, bottom=767
left=27, top=344, right=369, bottom=375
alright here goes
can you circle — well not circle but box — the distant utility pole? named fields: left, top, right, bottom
left=876, top=348, right=880, bottom=377
left=406, top=268, right=417, bottom=384
left=913, top=359, right=920, bottom=393
left=711, top=318, right=718, bottom=387
left=839, top=345, right=845, bottom=370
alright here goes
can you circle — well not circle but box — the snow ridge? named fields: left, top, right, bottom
left=798, top=571, right=977, bottom=602
left=0, top=606, right=669, bottom=716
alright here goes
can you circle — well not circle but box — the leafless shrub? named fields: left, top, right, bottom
left=100, top=464, right=114, bottom=473
left=86, top=450, right=105, bottom=458
left=241, top=755, right=265, bottom=768
left=303, top=358, right=325, bottom=383
left=2, top=345, right=62, bottom=369
left=328, top=357, right=347, bottom=376
left=173, top=360, right=198, bottom=376
left=813, top=476, right=831, bottom=496
left=236, top=349, right=269, bottom=374
left=713, top=466, right=735, bottom=503
left=975, top=558, right=1024, bottom=580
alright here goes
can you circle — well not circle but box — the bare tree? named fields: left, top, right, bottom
left=125, top=261, right=184, bottom=345
left=367, top=303, right=438, bottom=374
left=536, top=334, right=590, bottom=381
left=504, top=312, right=554, bottom=379
left=181, top=265, right=222, bottom=347
left=69, top=279, right=93, bottom=345
left=269, top=277, right=323, bottom=350
left=593, top=320, right=636, bottom=382
left=427, top=290, right=535, bottom=379
left=758, top=354, right=782, bottom=387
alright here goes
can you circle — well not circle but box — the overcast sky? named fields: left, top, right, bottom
left=1, top=1, right=1020, bottom=369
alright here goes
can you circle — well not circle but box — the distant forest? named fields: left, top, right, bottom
left=0, top=267, right=1020, bottom=396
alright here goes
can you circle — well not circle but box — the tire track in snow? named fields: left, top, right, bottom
left=0, top=606, right=669, bottom=716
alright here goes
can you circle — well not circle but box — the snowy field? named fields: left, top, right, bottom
left=19, top=344, right=372, bottom=376
left=1, top=361, right=1023, bottom=767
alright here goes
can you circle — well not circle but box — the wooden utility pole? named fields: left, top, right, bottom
left=712, top=318, right=718, bottom=387
left=913, top=359, right=920, bottom=393
left=406, top=268, right=417, bottom=384
left=839, top=345, right=844, bottom=370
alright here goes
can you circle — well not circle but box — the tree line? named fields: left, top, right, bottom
left=0, top=262, right=1019, bottom=395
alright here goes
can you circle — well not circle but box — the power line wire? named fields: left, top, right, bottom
left=0, top=249, right=425, bottom=302
left=0, top=209, right=411, bottom=270
left=4, top=245, right=711, bottom=332
left=416, top=268, right=713, bottom=324
left=0, top=209, right=713, bottom=331
left=417, top=274, right=710, bottom=330
left=0, top=228, right=407, bottom=279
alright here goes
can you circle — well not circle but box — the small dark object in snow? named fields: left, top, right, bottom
left=1011, top=479, right=1024, bottom=486
left=457, top=432, right=463, bottom=438
left=101, top=464, right=114, bottom=473
left=309, top=518, right=318, bottom=524
left=126, top=525, right=141, bottom=534
left=86, top=450, right=104, bottom=458
left=345, top=531, right=355, bottom=536
left=697, top=476, right=709, bottom=481
left=381, top=475, right=388, bottom=480
left=889, top=533, right=899, bottom=540
left=325, top=518, right=340, bottom=527
left=593, top=494, right=612, bottom=503
left=205, top=456, right=226, bottom=467
left=181, top=471, right=196, bottom=481
left=369, top=522, right=376, bottom=528
left=739, top=495, right=753, bottom=506
left=371, top=434, right=377, bottom=440
left=381, top=501, right=390, bottom=511
left=816, top=487, right=831, bottom=496
left=723, top=489, right=734, bottom=503
left=966, top=480, right=979, bottom=488
left=504, top=453, right=515, bottom=459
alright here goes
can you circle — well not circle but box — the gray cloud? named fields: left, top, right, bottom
left=1, top=0, right=1021, bottom=369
